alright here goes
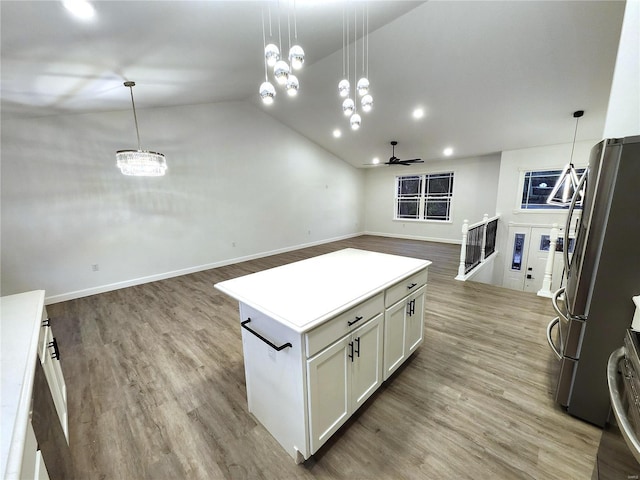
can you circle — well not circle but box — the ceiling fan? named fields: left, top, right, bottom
left=384, top=141, right=423, bottom=166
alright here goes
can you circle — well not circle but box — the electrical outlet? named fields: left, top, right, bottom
left=91, top=264, right=99, bottom=272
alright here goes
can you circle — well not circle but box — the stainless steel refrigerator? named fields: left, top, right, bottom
left=547, top=135, right=640, bottom=427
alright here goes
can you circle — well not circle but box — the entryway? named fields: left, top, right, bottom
left=503, top=225, right=567, bottom=293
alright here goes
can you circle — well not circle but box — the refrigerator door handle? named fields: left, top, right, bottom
left=552, top=287, right=567, bottom=321
left=608, top=346, right=640, bottom=463
left=563, top=168, right=589, bottom=274
left=547, top=317, right=563, bottom=360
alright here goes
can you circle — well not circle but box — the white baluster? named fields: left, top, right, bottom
left=480, top=213, right=489, bottom=262
left=456, top=219, right=469, bottom=280
left=538, top=223, right=559, bottom=297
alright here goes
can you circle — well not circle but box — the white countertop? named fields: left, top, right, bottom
left=214, top=248, right=431, bottom=333
left=1, top=290, right=45, bottom=480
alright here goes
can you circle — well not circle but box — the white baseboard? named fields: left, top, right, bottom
left=364, top=231, right=462, bottom=245
left=45, top=232, right=362, bottom=304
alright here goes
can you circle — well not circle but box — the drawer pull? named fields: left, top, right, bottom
left=407, top=282, right=418, bottom=290
left=348, top=316, right=364, bottom=327
left=407, top=299, right=415, bottom=316
left=49, top=337, right=60, bottom=360
left=42, top=318, right=51, bottom=327
left=241, top=319, right=292, bottom=351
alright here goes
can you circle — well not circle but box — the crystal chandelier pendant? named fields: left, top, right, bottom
left=289, top=45, right=305, bottom=70
left=350, top=113, right=362, bottom=130
left=357, top=77, right=370, bottom=96
left=342, top=98, right=355, bottom=116
left=116, top=150, right=167, bottom=177
left=338, top=79, right=350, bottom=98
left=259, top=81, right=276, bottom=104
left=361, top=94, right=373, bottom=113
left=273, top=60, right=290, bottom=85
left=115, top=81, right=166, bottom=177
left=286, top=75, right=299, bottom=97
left=265, top=43, right=280, bottom=67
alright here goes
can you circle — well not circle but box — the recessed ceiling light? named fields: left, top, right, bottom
left=333, top=129, right=342, bottom=138
left=412, top=108, right=425, bottom=120
left=63, top=0, right=96, bottom=20
left=443, top=147, right=453, bottom=156
left=372, top=157, right=380, bottom=165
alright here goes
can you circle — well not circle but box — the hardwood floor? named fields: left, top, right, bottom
left=48, top=235, right=603, bottom=479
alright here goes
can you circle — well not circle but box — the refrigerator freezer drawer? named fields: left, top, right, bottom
left=556, top=356, right=578, bottom=407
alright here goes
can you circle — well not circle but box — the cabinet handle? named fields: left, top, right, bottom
left=407, top=282, right=418, bottom=290
left=348, top=341, right=354, bottom=362
left=354, top=337, right=360, bottom=358
left=348, top=315, right=364, bottom=327
left=42, top=318, right=51, bottom=327
left=49, top=337, right=60, bottom=360
left=241, top=319, right=292, bottom=351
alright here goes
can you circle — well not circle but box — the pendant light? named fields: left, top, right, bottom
left=546, top=110, right=585, bottom=206
left=338, top=6, right=350, bottom=98
left=259, top=8, right=276, bottom=104
left=349, top=6, right=361, bottom=130
left=288, top=1, right=304, bottom=70
left=116, top=81, right=167, bottom=177
left=356, top=6, right=369, bottom=96
left=358, top=4, right=373, bottom=112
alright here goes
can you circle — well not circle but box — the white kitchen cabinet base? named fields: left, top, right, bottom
left=240, top=303, right=309, bottom=462
left=215, top=248, right=431, bottom=462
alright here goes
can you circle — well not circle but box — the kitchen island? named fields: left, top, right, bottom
left=214, top=248, right=431, bottom=462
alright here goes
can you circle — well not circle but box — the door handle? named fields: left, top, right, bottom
left=546, top=317, right=563, bottom=360
left=348, top=341, right=354, bottom=362
left=354, top=337, right=360, bottom=358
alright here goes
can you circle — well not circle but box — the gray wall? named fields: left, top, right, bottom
left=1, top=101, right=364, bottom=302
left=363, top=154, right=501, bottom=243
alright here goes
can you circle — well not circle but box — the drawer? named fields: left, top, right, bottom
left=384, top=268, right=428, bottom=307
left=305, top=293, right=384, bottom=358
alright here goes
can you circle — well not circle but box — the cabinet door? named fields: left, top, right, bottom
left=405, top=288, right=425, bottom=355
left=41, top=327, right=68, bottom=442
left=383, top=299, right=407, bottom=380
left=307, top=337, right=350, bottom=454
left=351, top=314, right=383, bottom=411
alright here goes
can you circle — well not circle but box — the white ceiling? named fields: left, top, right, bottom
left=1, top=1, right=626, bottom=168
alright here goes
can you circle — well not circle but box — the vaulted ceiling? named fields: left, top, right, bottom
left=1, top=1, right=626, bottom=168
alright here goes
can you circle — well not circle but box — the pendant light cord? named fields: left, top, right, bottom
left=362, top=4, right=365, bottom=73
left=261, top=8, right=268, bottom=81
left=569, top=115, right=580, bottom=166
left=127, top=83, right=141, bottom=151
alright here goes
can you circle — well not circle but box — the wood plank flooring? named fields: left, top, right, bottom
left=47, top=235, right=604, bottom=479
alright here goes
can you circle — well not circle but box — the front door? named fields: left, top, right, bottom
left=523, top=227, right=552, bottom=293
left=504, top=225, right=565, bottom=293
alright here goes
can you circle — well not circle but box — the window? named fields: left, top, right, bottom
left=540, top=235, right=575, bottom=253
left=520, top=168, right=585, bottom=210
left=395, top=172, right=454, bottom=222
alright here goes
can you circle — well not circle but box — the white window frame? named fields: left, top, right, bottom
left=394, top=172, right=454, bottom=222
left=516, top=167, right=586, bottom=213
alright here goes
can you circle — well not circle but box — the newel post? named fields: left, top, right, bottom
left=480, top=213, right=489, bottom=262
left=538, top=223, right=559, bottom=297
left=457, top=219, right=469, bottom=279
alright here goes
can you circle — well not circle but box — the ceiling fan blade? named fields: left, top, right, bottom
left=403, top=158, right=423, bottom=163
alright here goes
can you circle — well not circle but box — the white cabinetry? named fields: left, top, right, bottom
left=1, top=291, right=69, bottom=480
left=307, top=313, right=383, bottom=453
left=384, top=285, right=426, bottom=380
left=40, top=323, right=68, bottom=441
left=215, top=248, right=431, bottom=462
